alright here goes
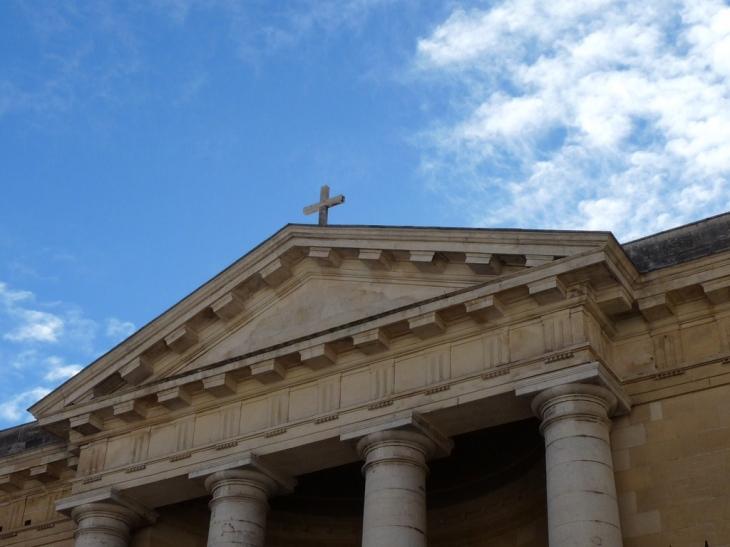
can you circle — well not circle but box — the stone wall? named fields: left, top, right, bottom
left=613, top=383, right=730, bottom=546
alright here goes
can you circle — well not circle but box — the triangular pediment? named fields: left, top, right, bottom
left=29, top=224, right=621, bottom=432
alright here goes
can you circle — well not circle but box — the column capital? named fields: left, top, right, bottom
left=71, top=502, right=141, bottom=543
left=189, top=452, right=296, bottom=496
left=56, top=488, right=157, bottom=547
left=70, top=501, right=140, bottom=523
left=356, top=429, right=439, bottom=475
left=55, top=486, right=158, bottom=524
left=515, top=361, right=631, bottom=415
left=341, top=411, right=453, bottom=459
left=531, top=383, right=617, bottom=434
left=203, top=469, right=278, bottom=499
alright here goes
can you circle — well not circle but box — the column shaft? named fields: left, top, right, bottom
left=204, top=470, right=276, bottom=547
left=533, top=383, right=623, bottom=547
left=357, top=430, right=436, bottom=547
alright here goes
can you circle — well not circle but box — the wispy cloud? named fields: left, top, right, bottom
left=1, top=2, right=145, bottom=122
left=416, top=0, right=730, bottom=240
left=149, top=0, right=396, bottom=62
left=0, top=282, right=34, bottom=306
left=0, top=281, right=135, bottom=425
left=0, top=282, right=65, bottom=343
left=106, top=317, right=136, bottom=341
left=10, top=349, right=39, bottom=370
left=43, top=356, right=82, bottom=382
left=0, top=282, right=103, bottom=349
left=253, top=0, right=394, bottom=50
left=3, top=309, right=65, bottom=343
left=4, top=0, right=399, bottom=126
left=149, top=0, right=200, bottom=26
left=0, top=387, right=51, bottom=422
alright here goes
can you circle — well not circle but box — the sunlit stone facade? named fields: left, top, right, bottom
left=2, top=214, right=730, bottom=546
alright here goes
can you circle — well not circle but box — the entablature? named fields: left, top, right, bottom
left=63, top=352, right=619, bottom=510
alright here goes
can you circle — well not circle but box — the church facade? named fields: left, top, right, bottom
left=1, top=214, right=730, bottom=546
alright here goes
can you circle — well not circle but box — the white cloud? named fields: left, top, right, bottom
left=3, top=309, right=64, bottom=343
left=416, top=0, right=730, bottom=240
left=0, top=387, right=51, bottom=422
left=0, top=281, right=100, bottom=426
left=0, top=282, right=34, bottom=307
left=43, top=357, right=83, bottom=382
left=0, top=282, right=101, bottom=350
left=106, top=317, right=136, bottom=340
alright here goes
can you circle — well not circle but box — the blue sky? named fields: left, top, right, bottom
left=1, top=0, right=729, bottom=428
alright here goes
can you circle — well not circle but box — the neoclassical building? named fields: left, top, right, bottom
left=1, top=214, right=730, bottom=547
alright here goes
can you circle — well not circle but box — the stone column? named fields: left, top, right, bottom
left=356, top=429, right=436, bottom=547
left=71, top=503, right=140, bottom=547
left=204, top=469, right=277, bottom=547
left=532, top=383, right=623, bottom=547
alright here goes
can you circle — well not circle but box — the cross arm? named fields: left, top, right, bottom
left=303, top=195, right=345, bottom=215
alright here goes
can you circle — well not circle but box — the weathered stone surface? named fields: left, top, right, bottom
left=0, top=422, right=60, bottom=458
left=157, top=386, right=192, bottom=410
left=623, top=211, right=730, bottom=272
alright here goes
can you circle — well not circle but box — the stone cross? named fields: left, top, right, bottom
left=303, top=185, right=345, bottom=226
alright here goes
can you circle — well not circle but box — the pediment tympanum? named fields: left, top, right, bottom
left=176, top=276, right=473, bottom=376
